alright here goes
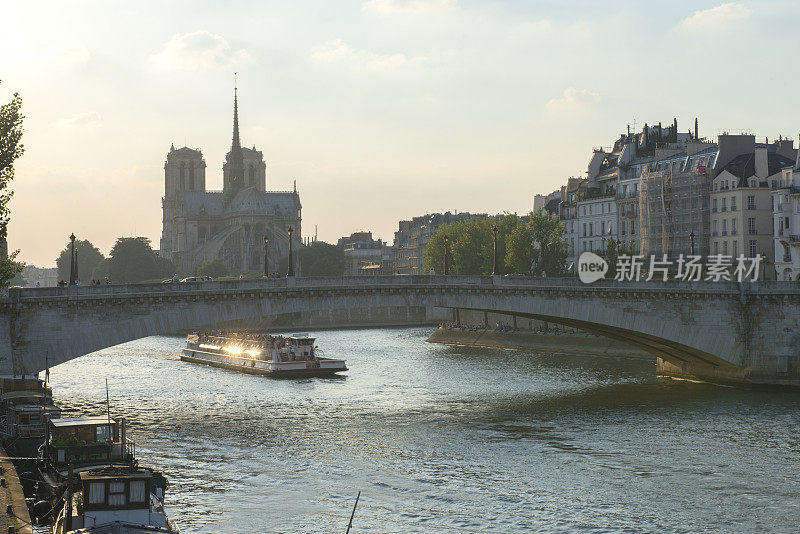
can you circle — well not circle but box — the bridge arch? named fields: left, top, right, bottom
left=1, top=276, right=797, bottom=385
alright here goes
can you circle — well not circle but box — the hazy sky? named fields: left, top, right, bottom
left=2, top=0, right=799, bottom=267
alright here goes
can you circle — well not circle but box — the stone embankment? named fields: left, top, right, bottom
left=427, top=326, right=652, bottom=359
left=0, top=444, right=32, bottom=533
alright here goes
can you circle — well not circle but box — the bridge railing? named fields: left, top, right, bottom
left=4, top=275, right=800, bottom=302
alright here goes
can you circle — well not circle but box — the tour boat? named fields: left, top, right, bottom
left=181, top=332, right=348, bottom=377
left=52, top=465, right=178, bottom=533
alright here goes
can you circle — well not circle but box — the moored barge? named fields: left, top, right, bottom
left=181, top=332, right=348, bottom=377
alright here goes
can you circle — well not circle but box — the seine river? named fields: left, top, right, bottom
left=44, top=327, right=800, bottom=533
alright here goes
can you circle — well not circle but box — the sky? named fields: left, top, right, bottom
left=2, top=0, right=800, bottom=267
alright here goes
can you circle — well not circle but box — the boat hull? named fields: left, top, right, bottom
left=180, top=349, right=347, bottom=377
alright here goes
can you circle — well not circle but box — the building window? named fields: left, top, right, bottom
left=749, top=240, right=757, bottom=257
left=189, top=166, right=195, bottom=190
left=631, top=221, right=636, bottom=235
left=722, top=219, right=727, bottom=235
left=713, top=220, right=718, bottom=235
left=601, top=221, right=605, bottom=235
left=589, top=223, right=593, bottom=236
left=582, top=223, right=586, bottom=237
left=733, top=240, right=738, bottom=257
left=714, top=241, right=719, bottom=254
left=748, top=218, right=756, bottom=235
left=722, top=198, right=727, bottom=211
left=731, top=218, right=737, bottom=235
left=731, top=197, right=736, bottom=211
left=179, top=164, right=185, bottom=189
left=713, top=198, right=717, bottom=212
left=723, top=241, right=728, bottom=255
left=747, top=195, right=756, bottom=210
left=248, top=164, right=255, bottom=186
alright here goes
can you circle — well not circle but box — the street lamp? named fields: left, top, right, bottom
left=69, top=233, right=77, bottom=286
left=287, top=227, right=295, bottom=277
left=690, top=231, right=696, bottom=256
left=264, top=236, right=269, bottom=277
left=443, top=234, right=449, bottom=275
left=492, top=223, right=500, bottom=275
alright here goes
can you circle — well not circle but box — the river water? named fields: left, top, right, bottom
left=43, top=327, right=800, bottom=533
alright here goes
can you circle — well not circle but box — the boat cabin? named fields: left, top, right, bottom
left=47, top=416, right=134, bottom=470
left=287, top=334, right=316, bottom=360
left=56, top=466, right=175, bottom=532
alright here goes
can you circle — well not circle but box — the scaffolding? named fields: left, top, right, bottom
left=639, top=168, right=711, bottom=258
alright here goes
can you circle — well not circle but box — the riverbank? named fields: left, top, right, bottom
left=0, top=444, right=32, bottom=534
left=426, top=326, right=653, bottom=359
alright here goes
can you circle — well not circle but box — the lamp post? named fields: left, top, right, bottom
left=443, top=235, right=449, bottom=275
left=69, top=233, right=77, bottom=286
left=287, top=227, right=295, bottom=277
left=492, top=223, right=500, bottom=275
left=264, top=236, right=269, bottom=278
left=689, top=231, right=696, bottom=256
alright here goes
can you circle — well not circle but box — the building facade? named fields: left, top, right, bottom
left=773, top=158, right=800, bottom=280
left=160, top=90, right=302, bottom=276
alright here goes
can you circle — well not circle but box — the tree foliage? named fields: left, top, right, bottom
left=424, top=213, right=568, bottom=276
left=298, top=242, right=345, bottom=276
left=56, top=239, right=105, bottom=283
left=198, top=259, right=229, bottom=278
left=528, top=211, right=568, bottom=277
left=107, top=237, right=174, bottom=283
left=0, top=80, right=25, bottom=285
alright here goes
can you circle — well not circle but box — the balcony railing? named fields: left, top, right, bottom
left=748, top=229, right=758, bottom=235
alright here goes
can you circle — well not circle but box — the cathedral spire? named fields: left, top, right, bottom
left=225, top=75, right=245, bottom=201
left=232, top=75, right=241, bottom=153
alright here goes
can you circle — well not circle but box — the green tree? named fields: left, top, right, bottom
left=56, top=239, right=105, bottom=283
left=107, top=237, right=174, bottom=283
left=91, top=258, right=111, bottom=281
left=529, top=211, right=568, bottom=277
left=198, top=259, right=229, bottom=278
left=0, top=80, right=25, bottom=285
left=602, top=237, right=619, bottom=278
left=298, top=242, right=345, bottom=276
left=424, top=215, right=522, bottom=275
left=505, top=222, right=534, bottom=274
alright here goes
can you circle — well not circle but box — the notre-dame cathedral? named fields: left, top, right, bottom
left=159, top=88, right=302, bottom=276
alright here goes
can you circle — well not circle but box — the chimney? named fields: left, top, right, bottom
left=755, top=145, right=768, bottom=179
left=694, top=118, right=698, bottom=140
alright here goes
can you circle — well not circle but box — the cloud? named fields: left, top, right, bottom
left=677, top=3, right=751, bottom=34
left=42, top=42, right=90, bottom=67
left=362, top=0, right=458, bottom=14
left=149, top=31, right=252, bottom=70
left=309, top=39, right=424, bottom=71
left=53, top=112, right=102, bottom=131
left=546, top=88, right=600, bottom=111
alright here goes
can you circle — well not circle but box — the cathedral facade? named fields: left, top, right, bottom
left=159, top=89, right=302, bottom=276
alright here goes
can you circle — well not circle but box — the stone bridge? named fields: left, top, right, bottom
left=1, top=276, right=798, bottom=386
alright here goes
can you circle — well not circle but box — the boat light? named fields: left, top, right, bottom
left=223, top=346, right=244, bottom=355
left=199, top=344, right=221, bottom=350
left=244, top=349, right=261, bottom=357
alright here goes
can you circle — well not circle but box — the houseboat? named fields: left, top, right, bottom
left=52, top=465, right=178, bottom=533
left=0, top=376, right=62, bottom=457
left=182, top=332, right=348, bottom=377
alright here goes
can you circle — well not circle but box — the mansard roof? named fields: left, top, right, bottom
left=722, top=152, right=795, bottom=181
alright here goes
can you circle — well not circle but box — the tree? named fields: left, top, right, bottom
left=424, top=215, right=521, bottom=275
left=56, top=239, right=105, bottom=283
left=602, top=237, right=619, bottom=279
left=198, top=259, right=229, bottom=278
left=528, top=211, right=568, bottom=277
left=505, top=222, right=534, bottom=274
left=107, top=237, right=174, bottom=283
left=297, top=242, right=345, bottom=276
left=0, top=80, right=25, bottom=285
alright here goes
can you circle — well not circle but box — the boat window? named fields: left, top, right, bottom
left=130, top=480, right=146, bottom=503
left=89, top=482, right=105, bottom=504
left=96, top=425, right=112, bottom=441
left=109, top=482, right=126, bottom=506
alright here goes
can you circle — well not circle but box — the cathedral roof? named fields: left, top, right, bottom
left=183, top=188, right=299, bottom=217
